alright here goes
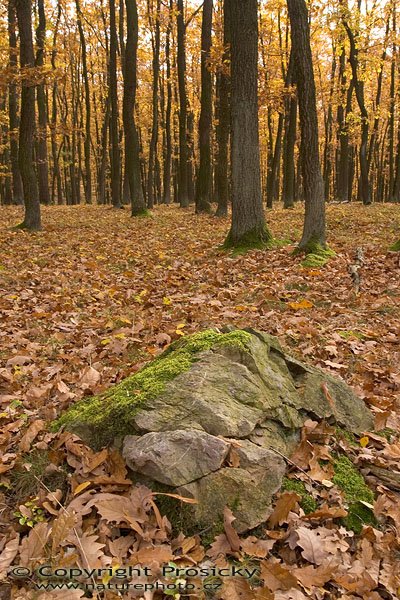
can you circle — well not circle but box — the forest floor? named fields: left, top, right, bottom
left=0, top=203, right=399, bottom=599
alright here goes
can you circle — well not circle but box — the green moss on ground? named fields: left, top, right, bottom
left=389, top=239, right=400, bottom=251
left=54, top=329, right=251, bottom=448
left=282, top=478, right=317, bottom=514
left=332, top=455, right=375, bottom=533
left=222, top=225, right=273, bottom=255
left=300, top=245, right=336, bottom=268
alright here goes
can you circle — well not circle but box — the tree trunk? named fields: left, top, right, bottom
left=341, top=4, right=371, bottom=205
left=282, top=87, right=297, bottom=209
left=147, top=0, right=161, bottom=209
left=123, top=0, right=146, bottom=215
left=162, top=0, right=173, bottom=204
left=50, top=2, right=63, bottom=205
left=110, top=0, right=121, bottom=208
left=224, top=0, right=271, bottom=249
left=176, top=0, right=189, bottom=207
left=35, top=0, right=50, bottom=205
left=7, top=0, right=23, bottom=205
left=15, top=0, right=41, bottom=230
left=287, top=0, right=326, bottom=250
left=195, top=0, right=213, bottom=214
left=215, top=0, right=230, bottom=217
left=75, top=0, right=92, bottom=204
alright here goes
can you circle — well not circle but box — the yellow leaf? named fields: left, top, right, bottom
left=288, top=299, right=314, bottom=310
left=101, top=338, right=112, bottom=346
left=74, top=481, right=92, bottom=496
left=163, top=296, right=172, bottom=305
left=176, top=323, right=186, bottom=329
left=359, top=436, right=369, bottom=448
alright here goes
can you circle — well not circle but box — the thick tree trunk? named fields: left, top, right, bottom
left=15, top=0, right=41, bottom=230
left=35, top=0, right=50, bottom=205
left=215, top=0, right=230, bottom=217
left=8, top=0, right=23, bottom=205
left=225, top=0, right=271, bottom=249
left=123, top=0, right=146, bottom=215
left=110, top=0, right=121, bottom=208
left=176, top=0, right=189, bottom=207
left=195, top=0, right=213, bottom=214
left=287, top=0, right=326, bottom=250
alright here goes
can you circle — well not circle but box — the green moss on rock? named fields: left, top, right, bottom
left=332, top=455, right=375, bottom=533
left=282, top=478, right=317, bottom=514
left=54, top=329, right=251, bottom=448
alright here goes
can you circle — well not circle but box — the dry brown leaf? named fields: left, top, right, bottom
left=268, top=492, right=301, bottom=528
left=0, top=534, right=20, bottom=579
left=19, top=420, right=46, bottom=452
left=223, top=506, right=241, bottom=552
left=260, top=561, right=299, bottom=592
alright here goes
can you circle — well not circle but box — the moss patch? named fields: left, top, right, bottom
left=389, top=238, right=400, bottom=251
left=222, top=224, right=273, bottom=255
left=332, top=455, right=375, bottom=533
left=54, top=329, right=252, bottom=448
left=282, top=478, right=317, bottom=514
left=299, top=244, right=336, bottom=268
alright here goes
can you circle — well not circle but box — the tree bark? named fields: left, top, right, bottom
left=176, top=0, right=189, bottom=207
left=341, top=3, right=371, bottom=205
left=123, top=0, right=146, bottom=215
left=287, top=0, right=326, bottom=250
left=195, top=0, right=213, bottom=214
left=15, top=0, right=41, bottom=230
left=147, top=0, right=161, bottom=209
left=7, top=0, right=23, bottom=205
left=35, top=0, right=50, bottom=205
left=215, top=0, right=230, bottom=217
left=162, top=0, right=173, bottom=204
left=75, top=0, right=92, bottom=204
left=110, top=0, right=121, bottom=207
left=225, top=0, right=271, bottom=248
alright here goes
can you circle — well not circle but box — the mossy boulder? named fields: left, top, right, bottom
left=57, top=327, right=373, bottom=533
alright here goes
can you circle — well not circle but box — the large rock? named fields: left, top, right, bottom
left=58, top=328, right=373, bottom=533
left=123, top=430, right=231, bottom=487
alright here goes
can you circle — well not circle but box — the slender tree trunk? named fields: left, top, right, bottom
left=75, top=0, right=92, bottom=204
left=336, top=48, right=353, bottom=203
left=215, top=0, right=230, bottom=217
left=162, top=0, right=173, bottom=204
left=8, top=0, right=23, bottom=205
left=176, top=0, right=189, bottom=207
left=195, top=0, right=213, bottom=214
left=123, top=0, right=146, bottom=215
left=50, top=2, right=63, bottom=204
left=341, top=3, right=371, bottom=205
left=35, top=0, right=50, bottom=205
left=15, top=0, right=41, bottom=230
left=287, top=0, right=326, bottom=250
left=110, top=0, right=121, bottom=207
left=147, top=0, right=161, bottom=209
left=282, top=90, right=297, bottom=208
left=225, top=0, right=271, bottom=248
left=388, top=1, right=396, bottom=200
